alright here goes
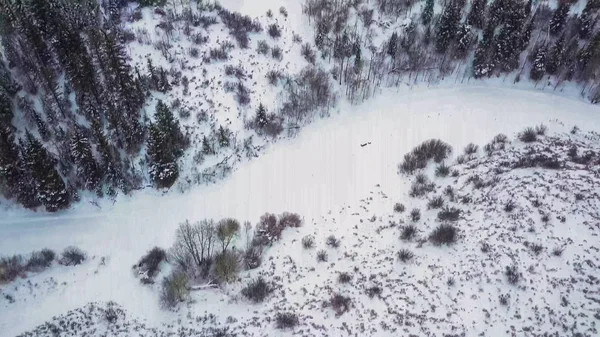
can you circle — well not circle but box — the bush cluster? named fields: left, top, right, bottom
left=397, top=249, right=414, bottom=262
left=326, top=235, right=340, bottom=248
left=275, top=312, right=299, bottom=329
left=399, top=139, right=452, bottom=174
left=409, top=174, right=435, bottom=197
left=241, top=276, right=273, bottom=303
left=218, top=9, right=262, bottom=48
left=160, top=270, right=189, bottom=309
left=437, top=206, right=461, bottom=221
left=400, top=224, right=417, bottom=241
left=135, top=247, right=167, bottom=282
left=427, top=195, right=444, bottom=209
left=505, top=265, right=521, bottom=285
left=59, top=246, right=87, bottom=266
left=254, top=212, right=303, bottom=246
left=429, top=224, right=458, bottom=245
left=329, top=294, right=351, bottom=316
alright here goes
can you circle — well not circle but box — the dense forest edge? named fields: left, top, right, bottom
left=0, top=0, right=599, bottom=212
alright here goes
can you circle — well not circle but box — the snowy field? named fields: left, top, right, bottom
left=1, top=86, right=599, bottom=336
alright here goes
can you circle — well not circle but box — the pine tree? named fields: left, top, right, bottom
left=421, top=0, right=434, bottom=25
left=545, top=35, right=565, bottom=75
left=454, top=24, right=472, bottom=59
left=217, top=125, right=230, bottom=148
left=387, top=32, right=398, bottom=58
left=577, top=9, right=595, bottom=40
left=550, top=3, right=570, bottom=36
left=435, top=2, right=461, bottom=54
left=146, top=101, right=185, bottom=188
left=147, top=122, right=178, bottom=188
left=202, top=136, right=214, bottom=155
left=529, top=45, right=547, bottom=81
left=493, top=25, right=522, bottom=72
left=521, top=19, right=534, bottom=50
left=467, top=0, right=486, bottom=29
left=22, top=132, right=70, bottom=212
left=473, top=26, right=495, bottom=78
left=70, top=128, right=101, bottom=191
left=255, top=103, right=268, bottom=128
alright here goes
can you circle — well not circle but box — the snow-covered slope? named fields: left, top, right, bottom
left=1, top=87, right=599, bottom=337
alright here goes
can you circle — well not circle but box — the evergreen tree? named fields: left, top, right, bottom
left=146, top=101, right=185, bottom=188
left=577, top=9, right=595, bottom=40
left=421, top=0, right=434, bottom=25
left=217, top=125, right=230, bottom=148
left=255, top=103, right=268, bottom=128
left=473, top=26, right=495, bottom=78
left=147, top=123, right=178, bottom=188
left=435, top=2, right=461, bottom=54
left=454, top=24, right=472, bottom=59
left=545, top=35, right=565, bottom=75
left=529, top=45, right=548, bottom=81
left=550, top=3, right=570, bottom=36
left=521, top=19, right=534, bottom=50
left=387, top=32, right=398, bottom=58
left=493, top=25, right=522, bottom=72
left=22, top=132, right=70, bottom=212
left=70, top=128, right=101, bottom=191
left=467, top=0, right=486, bottom=29
left=202, top=136, right=214, bottom=155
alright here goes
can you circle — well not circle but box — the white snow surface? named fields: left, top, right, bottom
left=1, top=86, right=600, bottom=336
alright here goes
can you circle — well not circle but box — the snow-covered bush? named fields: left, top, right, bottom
left=437, top=206, right=461, bottom=221
left=214, top=251, right=239, bottom=283
left=409, top=174, right=435, bottom=197
left=254, top=212, right=302, bottom=246
left=316, top=250, right=328, bottom=262
left=410, top=208, right=421, bottom=222
left=279, top=212, right=302, bottom=228
left=59, top=246, right=86, bottom=266
left=256, top=40, right=270, bottom=54
left=0, top=255, right=24, bottom=282
left=243, top=246, right=262, bottom=269
left=301, top=43, right=316, bottom=64
left=399, top=139, right=452, bottom=174
left=429, top=224, right=458, bottom=245
left=241, top=277, right=273, bottom=303
left=397, top=249, right=414, bottom=262
left=427, top=195, right=444, bottom=209
left=393, top=202, right=405, bottom=213
left=329, top=294, right=351, bottom=316
left=326, top=235, right=340, bottom=248
left=519, top=127, right=538, bottom=143
left=338, top=272, right=352, bottom=283
left=160, top=270, right=189, bottom=309
left=301, top=235, right=315, bottom=249
left=275, top=312, right=298, bottom=329
left=400, top=224, right=417, bottom=241
left=505, top=265, right=521, bottom=285
left=271, top=46, right=283, bottom=61
left=268, top=24, right=281, bottom=39
left=366, top=286, right=382, bottom=298
left=27, top=249, right=55, bottom=270
left=464, top=143, right=478, bottom=155
left=134, top=247, right=166, bottom=282
left=435, top=162, right=450, bottom=177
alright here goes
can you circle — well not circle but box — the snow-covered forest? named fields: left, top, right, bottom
left=1, top=0, right=600, bottom=336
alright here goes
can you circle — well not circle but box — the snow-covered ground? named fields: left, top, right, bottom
left=1, top=86, right=600, bottom=336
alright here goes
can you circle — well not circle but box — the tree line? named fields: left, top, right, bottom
left=303, top=0, right=600, bottom=103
